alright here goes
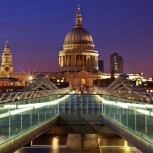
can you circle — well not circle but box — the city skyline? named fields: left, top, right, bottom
left=0, top=0, right=152, bottom=77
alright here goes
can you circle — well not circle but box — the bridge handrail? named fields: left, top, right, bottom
left=101, top=94, right=153, bottom=146
left=94, top=86, right=153, bottom=103
left=0, top=99, right=59, bottom=145
left=0, top=87, right=71, bottom=104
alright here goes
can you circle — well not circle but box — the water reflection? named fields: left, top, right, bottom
left=98, top=136, right=142, bottom=153
left=15, top=134, right=142, bottom=153
left=124, top=141, right=132, bottom=152
left=52, top=137, right=59, bottom=151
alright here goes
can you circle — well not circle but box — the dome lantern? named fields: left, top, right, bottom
left=64, top=5, right=94, bottom=46
left=75, top=4, right=83, bottom=28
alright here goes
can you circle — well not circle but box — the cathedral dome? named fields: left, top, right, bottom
left=64, top=27, right=93, bottom=45
left=59, top=5, right=99, bottom=73
left=64, top=4, right=94, bottom=46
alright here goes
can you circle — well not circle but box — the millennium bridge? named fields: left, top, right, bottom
left=0, top=76, right=153, bottom=153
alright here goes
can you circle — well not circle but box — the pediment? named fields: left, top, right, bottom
left=77, top=70, right=91, bottom=75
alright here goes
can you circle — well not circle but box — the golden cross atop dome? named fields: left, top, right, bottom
left=78, top=4, right=80, bottom=10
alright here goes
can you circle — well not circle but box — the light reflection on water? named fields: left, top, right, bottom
left=98, top=136, right=142, bottom=153
left=52, top=137, right=59, bottom=149
left=124, top=141, right=132, bottom=152
left=15, top=134, right=142, bottom=153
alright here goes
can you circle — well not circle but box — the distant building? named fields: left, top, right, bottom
left=98, top=60, right=104, bottom=72
left=110, top=53, right=123, bottom=73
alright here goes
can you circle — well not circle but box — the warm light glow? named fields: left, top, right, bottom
left=142, top=78, right=147, bottom=82
left=98, top=137, right=102, bottom=145
left=28, top=76, right=33, bottom=81
left=14, top=150, right=20, bottom=153
left=71, top=90, right=76, bottom=94
left=52, top=137, right=59, bottom=149
left=149, top=78, right=152, bottom=81
left=124, top=140, right=132, bottom=151
left=101, top=73, right=143, bottom=80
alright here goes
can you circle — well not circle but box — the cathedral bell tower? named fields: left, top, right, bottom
left=0, top=41, right=13, bottom=76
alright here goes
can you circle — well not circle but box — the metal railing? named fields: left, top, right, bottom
left=101, top=94, right=153, bottom=144
left=0, top=94, right=71, bottom=144
left=1, top=93, right=153, bottom=146
left=0, top=94, right=102, bottom=144
left=94, top=86, right=153, bottom=103
left=0, top=87, right=71, bottom=104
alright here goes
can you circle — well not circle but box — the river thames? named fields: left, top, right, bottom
left=15, top=134, right=141, bottom=153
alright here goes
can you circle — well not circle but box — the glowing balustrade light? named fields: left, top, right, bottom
left=0, top=112, right=10, bottom=118
left=97, top=95, right=153, bottom=117
left=4, top=94, right=69, bottom=108
left=10, top=106, right=33, bottom=115
left=2, top=94, right=70, bottom=117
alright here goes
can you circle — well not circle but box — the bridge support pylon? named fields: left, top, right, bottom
left=66, top=134, right=100, bottom=153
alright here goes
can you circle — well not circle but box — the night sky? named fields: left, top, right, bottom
left=0, top=0, right=152, bottom=78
